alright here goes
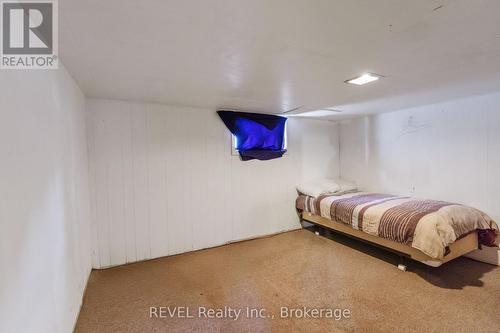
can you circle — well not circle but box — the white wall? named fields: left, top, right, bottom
left=86, top=99, right=339, bottom=268
left=0, top=66, right=92, bottom=333
left=339, top=92, right=500, bottom=265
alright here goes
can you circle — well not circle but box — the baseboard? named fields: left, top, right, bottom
left=94, top=225, right=303, bottom=270
left=227, top=226, right=303, bottom=245
left=465, top=247, right=500, bottom=266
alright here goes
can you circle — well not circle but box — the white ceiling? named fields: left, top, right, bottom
left=60, top=0, right=500, bottom=119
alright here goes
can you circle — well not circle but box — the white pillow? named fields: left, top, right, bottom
left=336, top=178, right=358, bottom=192
left=297, top=178, right=357, bottom=197
left=296, top=178, right=341, bottom=198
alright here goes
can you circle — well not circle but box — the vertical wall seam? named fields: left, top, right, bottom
left=86, top=105, right=101, bottom=269
left=130, top=106, right=138, bottom=262
left=145, top=105, right=152, bottom=258
left=163, top=107, right=169, bottom=255
left=337, top=122, right=342, bottom=179
left=120, top=108, right=127, bottom=264
left=485, top=108, right=490, bottom=212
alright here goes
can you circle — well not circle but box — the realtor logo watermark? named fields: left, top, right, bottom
left=1, top=0, right=58, bottom=69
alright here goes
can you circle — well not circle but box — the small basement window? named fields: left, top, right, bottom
left=218, top=110, right=287, bottom=161
left=231, top=123, right=287, bottom=156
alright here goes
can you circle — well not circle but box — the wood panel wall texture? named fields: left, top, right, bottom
left=86, top=99, right=339, bottom=268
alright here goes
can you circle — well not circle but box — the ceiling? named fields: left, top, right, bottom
left=59, top=0, right=500, bottom=119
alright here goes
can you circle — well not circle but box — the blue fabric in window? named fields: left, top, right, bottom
left=217, top=110, right=287, bottom=161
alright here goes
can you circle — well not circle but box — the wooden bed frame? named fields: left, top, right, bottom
left=300, top=211, right=478, bottom=268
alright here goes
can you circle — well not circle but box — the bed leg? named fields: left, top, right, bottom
left=396, top=255, right=408, bottom=271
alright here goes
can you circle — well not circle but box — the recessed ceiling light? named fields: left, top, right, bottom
left=345, top=73, right=382, bottom=86
left=289, top=110, right=342, bottom=117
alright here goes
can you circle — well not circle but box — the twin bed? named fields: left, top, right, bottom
left=296, top=188, right=498, bottom=267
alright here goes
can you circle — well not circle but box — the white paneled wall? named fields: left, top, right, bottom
left=0, top=66, right=91, bottom=333
left=339, top=92, right=500, bottom=265
left=86, top=99, right=339, bottom=268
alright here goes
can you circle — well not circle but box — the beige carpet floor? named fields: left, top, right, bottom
left=75, top=229, right=500, bottom=333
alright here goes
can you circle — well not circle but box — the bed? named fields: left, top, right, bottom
left=296, top=191, right=499, bottom=267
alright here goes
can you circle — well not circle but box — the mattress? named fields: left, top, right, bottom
left=296, top=192, right=499, bottom=259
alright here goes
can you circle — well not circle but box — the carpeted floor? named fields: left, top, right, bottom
left=75, top=229, right=500, bottom=333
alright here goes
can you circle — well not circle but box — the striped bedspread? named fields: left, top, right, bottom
left=296, top=192, right=499, bottom=259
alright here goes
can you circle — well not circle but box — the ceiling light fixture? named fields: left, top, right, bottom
left=345, top=73, right=382, bottom=86
left=320, top=108, right=342, bottom=113
left=289, top=110, right=342, bottom=118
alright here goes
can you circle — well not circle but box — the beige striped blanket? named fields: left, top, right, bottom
left=296, top=192, right=499, bottom=259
